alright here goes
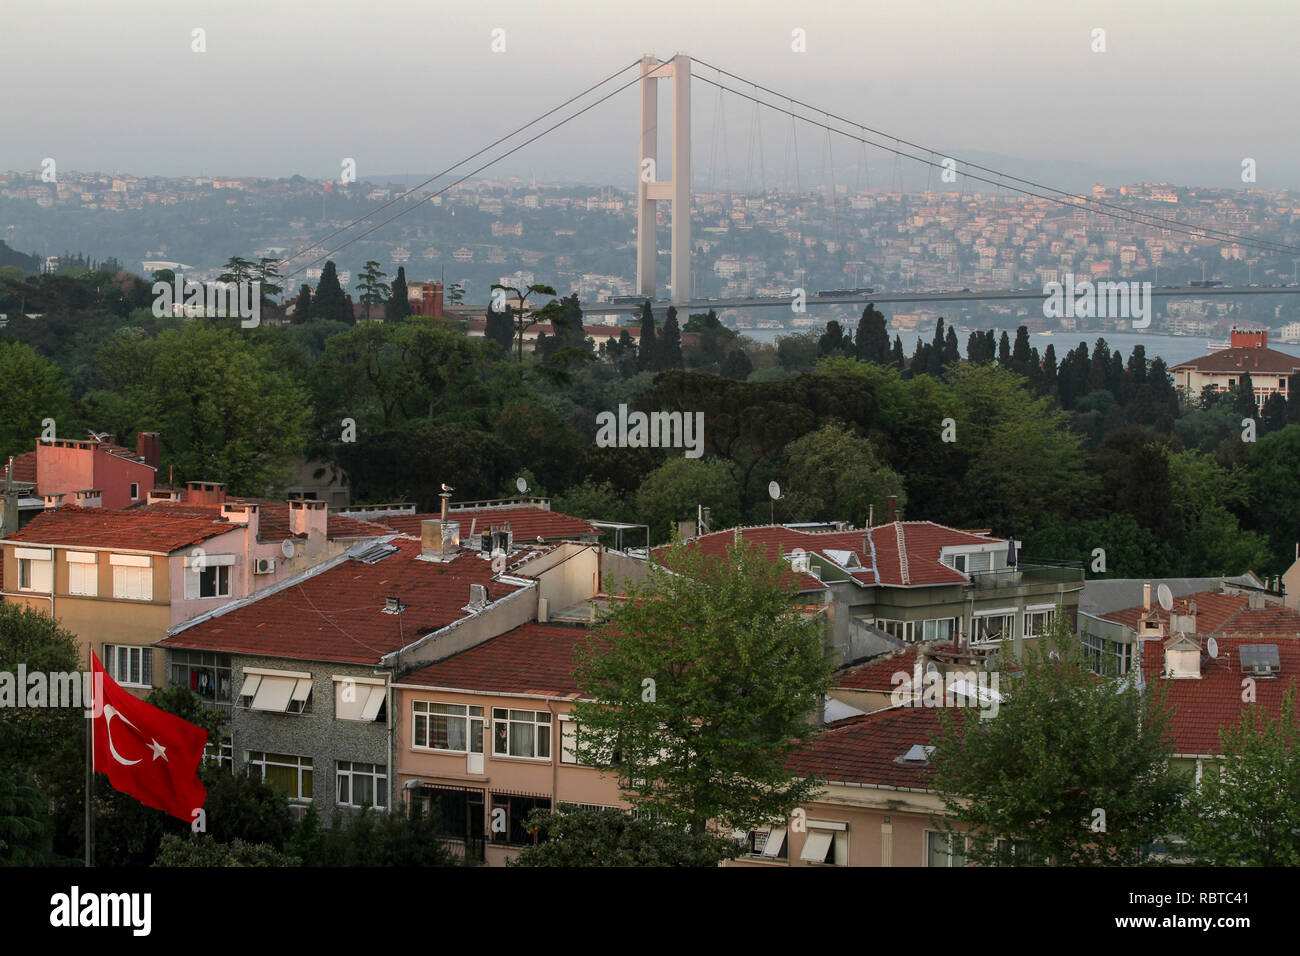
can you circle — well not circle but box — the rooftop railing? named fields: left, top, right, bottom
left=969, top=561, right=1085, bottom=589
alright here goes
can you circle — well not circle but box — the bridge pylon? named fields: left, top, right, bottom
left=637, top=53, right=691, bottom=305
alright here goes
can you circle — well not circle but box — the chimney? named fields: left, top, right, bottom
left=136, top=431, right=161, bottom=470
left=185, top=481, right=226, bottom=506
left=70, top=489, right=103, bottom=509
left=420, top=518, right=460, bottom=562
left=432, top=281, right=444, bottom=318
left=147, top=489, right=180, bottom=504
left=1143, top=582, right=1151, bottom=611
left=1164, top=635, right=1203, bottom=680
left=289, top=498, right=327, bottom=538
left=222, top=502, right=260, bottom=539
left=468, top=583, right=488, bottom=610
left=1248, top=589, right=1265, bottom=610
left=887, top=495, right=898, bottom=522
left=43, top=493, right=64, bottom=511
left=1169, top=600, right=1197, bottom=635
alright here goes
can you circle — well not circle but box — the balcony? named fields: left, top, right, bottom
left=968, top=561, right=1085, bottom=590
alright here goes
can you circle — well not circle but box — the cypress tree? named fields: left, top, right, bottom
left=1042, top=343, right=1058, bottom=396
left=313, top=261, right=349, bottom=322
left=295, top=284, right=313, bottom=324
left=661, top=306, right=683, bottom=370
left=1235, top=369, right=1258, bottom=418
left=943, top=325, right=960, bottom=367
left=386, top=266, right=410, bottom=320
left=998, top=331, right=1012, bottom=367
left=637, top=301, right=657, bottom=373
left=890, top=335, right=905, bottom=369
left=1011, top=325, right=1031, bottom=376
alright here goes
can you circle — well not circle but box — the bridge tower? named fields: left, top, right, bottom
left=637, top=53, right=691, bottom=304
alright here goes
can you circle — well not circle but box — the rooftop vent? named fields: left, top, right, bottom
left=382, top=595, right=406, bottom=614
left=468, top=583, right=488, bottom=611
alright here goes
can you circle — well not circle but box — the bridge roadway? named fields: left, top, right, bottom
left=456, top=286, right=1300, bottom=319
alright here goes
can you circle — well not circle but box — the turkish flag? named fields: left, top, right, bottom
left=91, top=652, right=208, bottom=823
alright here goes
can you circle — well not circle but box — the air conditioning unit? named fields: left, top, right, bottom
left=253, top=557, right=275, bottom=575
left=288, top=804, right=308, bottom=822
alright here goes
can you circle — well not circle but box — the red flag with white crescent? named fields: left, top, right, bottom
left=91, top=652, right=208, bottom=823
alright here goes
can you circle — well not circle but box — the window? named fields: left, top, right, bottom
left=337, top=761, right=387, bottom=808
left=129, top=482, right=140, bottom=501
left=67, top=552, right=98, bottom=596
left=559, top=715, right=592, bottom=766
left=246, top=752, right=313, bottom=802
left=922, top=618, right=956, bottom=641
left=413, top=701, right=484, bottom=751
left=950, top=554, right=967, bottom=572
left=411, top=785, right=485, bottom=842
left=1024, top=607, right=1055, bottom=637
left=801, top=823, right=848, bottom=865
left=197, top=565, right=231, bottom=598
left=492, top=708, right=551, bottom=759
left=875, top=619, right=915, bottom=643
left=105, top=644, right=153, bottom=688
left=927, top=831, right=967, bottom=867
left=110, top=554, right=153, bottom=601
left=971, top=612, right=1014, bottom=646
left=745, top=826, right=788, bottom=859
left=15, top=549, right=52, bottom=592
left=334, top=677, right=387, bottom=722
left=168, top=651, right=232, bottom=711
left=203, top=741, right=233, bottom=769
left=238, top=669, right=312, bottom=714
left=490, top=793, right=551, bottom=845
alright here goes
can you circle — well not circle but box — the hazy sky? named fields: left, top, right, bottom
left=3, top=0, right=1297, bottom=188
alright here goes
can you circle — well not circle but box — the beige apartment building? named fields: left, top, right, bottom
left=1170, top=328, right=1300, bottom=409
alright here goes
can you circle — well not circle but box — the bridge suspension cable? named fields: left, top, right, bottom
left=280, top=57, right=649, bottom=281
left=690, top=58, right=1300, bottom=257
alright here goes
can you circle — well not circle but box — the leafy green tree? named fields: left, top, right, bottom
left=1261, top=392, right=1287, bottom=434
left=153, top=833, right=300, bottom=867
left=0, top=605, right=82, bottom=781
left=510, top=806, right=742, bottom=866
left=553, top=478, right=633, bottom=524
left=634, top=457, right=742, bottom=544
left=0, top=765, right=52, bottom=865
left=782, top=422, right=906, bottom=525
left=1025, top=513, right=1178, bottom=578
left=1176, top=691, right=1300, bottom=865
left=94, top=324, right=310, bottom=494
left=931, top=615, right=1183, bottom=866
left=720, top=348, right=752, bottom=381
left=297, top=803, right=461, bottom=866
left=1247, top=425, right=1300, bottom=569
left=255, top=257, right=283, bottom=303
left=0, top=341, right=75, bottom=460
left=217, top=256, right=256, bottom=287
left=571, top=538, right=834, bottom=835
left=385, top=266, right=410, bottom=321
left=491, top=282, right=557, bottom=362
left=356, top=260, right=390, bottom=320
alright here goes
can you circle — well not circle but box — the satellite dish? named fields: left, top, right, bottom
left=768, top=481, right=782, bottom=501
left=281, top=539, right=296, bottom=559
left=1207, top=637, right=1219, bottom=659
left=1157, top=584, right=1173, bottom=612
left=516, top=476, right=528, bottom=494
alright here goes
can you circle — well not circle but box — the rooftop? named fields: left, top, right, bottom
left=785, top=705, right=947, bottom=789
left=1103, top=589, right=1300, bottom=637
left=4, top=505, right=232, bottom=553
left=398, top=621, right=600, bottom=698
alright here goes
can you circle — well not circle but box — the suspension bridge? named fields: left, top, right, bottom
left=274, top=54, right=1300, bottom=313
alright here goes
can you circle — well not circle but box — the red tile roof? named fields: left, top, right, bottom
left=2, top=451, right=37, bottom=484
left=671, top=521, right=997, bottom=591
left=373, top=506, right=599, bottom=542
left=399, top=622, right=601, bottom=698
left=1103, top=591, right=1300, bottom=637
left=159, top=537, right=530, bottom=665
left=136, top=501, right=389, bottom=542
left=1140, top=636, right=1300, bottom=755
left=4, top=506, right=232, bottom=553
left=834, top=643, right=966, bottom=691
left=1171, top=347, right=1300, bottom=375
left=785, top=706, right=948, bottom=788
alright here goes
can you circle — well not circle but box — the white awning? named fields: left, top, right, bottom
left=801, top=829, right=834, bottom=863
left=250, top=675, right=297, bottom=712
left=762, top=826, right=787, bottom=858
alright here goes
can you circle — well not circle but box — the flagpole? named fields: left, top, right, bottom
left=85, top=654, right=94, bottom=867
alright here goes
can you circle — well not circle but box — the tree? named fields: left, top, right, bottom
left=660, top=306, right=683, bottom=370
left=634, top=457, right=742, bottom=544
left=570, top=538, right=834, bottom=835
left=1247, top=425, right=1300, bottom=569
left=997, top=330, right=1011, bottom=366
left=312, top=261, right=351, bottom=322
left=491, top=282, right=558, bottom=362
left=484, top=301, right=513, bottom=354
left=931, top=614, right=1183, bottom=865
left=355, top=260, right=390, bottom=320
left=510, top=806, right=743, bottom=866
left=1176, top=690, right=1300, bottom=865
left=294, top=284, right=313, bottom=323
left=1261, top=392, right=1288, bottom=434
left=720, top=348, right=752, bottom=381
left=782, top=422, right=906, bottom=525
left=637, top=301, right=658, bottom=372
left=217, top=256, right=256, bottom=288
left=0, top=340, right=75, bottom=460
left=385, top=266, right=410, bottom=321
left=1234, top=370, right=1258, bottom=419
left=854, top=304, right=890, bottom=363
left=0, top=765, right=51, bottom=865
left=153, top=833, right=300, bottom=867
left=553, top=478, right=633, bottom=524
left=254, top=257, right=283, bottom=303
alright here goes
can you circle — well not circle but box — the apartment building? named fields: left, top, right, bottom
left=1170, top=329, right=1300, bottom=409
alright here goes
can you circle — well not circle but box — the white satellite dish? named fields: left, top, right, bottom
left=516, top=476, right=528, bottom=494
left=768, top=481, right=782, bottom=501
left=281, top=539, right=296, bottom=559
left=1207, top=637, right=1219, bottom=659
left=1157, top=583, right=1173, bottom=611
